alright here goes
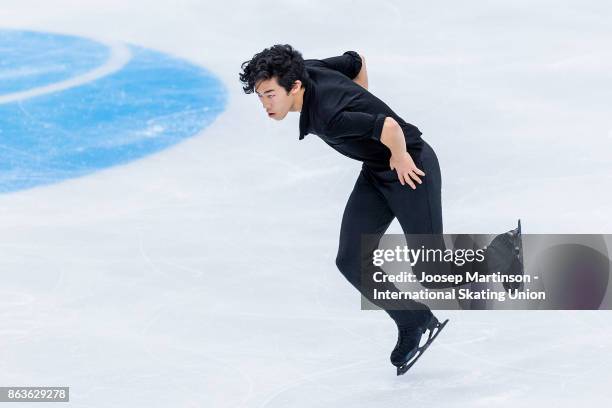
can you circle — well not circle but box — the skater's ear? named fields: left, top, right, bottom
left=289, top=80, right=303, bottom=95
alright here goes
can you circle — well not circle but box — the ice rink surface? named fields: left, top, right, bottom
left=1, top=1, right=611, bottom=406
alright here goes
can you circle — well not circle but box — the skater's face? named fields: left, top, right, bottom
left=254, top=77, right=302, bottom=121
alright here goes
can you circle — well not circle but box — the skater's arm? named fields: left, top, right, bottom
left=318, top=51, right=364, bottom=81
left=353, top=54, right=368, bottom=90
left=380, top=117, right=425, bottom=189
left=380, top=118, right=406, bottom=155
left=325, top=113, right=425, bottom=189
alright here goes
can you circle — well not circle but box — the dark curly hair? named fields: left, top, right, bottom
left=239, top=44, right=306, bottom=94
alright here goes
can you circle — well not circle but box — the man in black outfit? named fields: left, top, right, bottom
left=239, top=45, right=520, bottom=373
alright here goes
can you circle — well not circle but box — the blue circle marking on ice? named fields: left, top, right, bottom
left=0, top=30, right=227, bottom=193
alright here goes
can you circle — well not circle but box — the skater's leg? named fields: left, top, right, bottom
left=371, top=141, right=521, bottom=290
left=362, top=140, right=452, bottom=370
left=367, top=140, right=467, bottom=288
left=335, top=169, right=430, bottom=327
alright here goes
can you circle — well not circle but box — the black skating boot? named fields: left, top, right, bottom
left=485, top=219, right=524, bottom=292
left=390, top=312, right=432, bottom=367
left=391, top=313, right=449, bottom=375
left=390, top=325, right=422, bottom=368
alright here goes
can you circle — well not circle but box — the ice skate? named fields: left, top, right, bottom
left=392, top=314, right=449, bottom=376
left=485, top=219, right=524, bottom=292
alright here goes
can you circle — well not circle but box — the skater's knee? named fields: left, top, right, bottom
left=335, top=251, right=360, bottom=287
left=335, top=251, right=350, bottom=273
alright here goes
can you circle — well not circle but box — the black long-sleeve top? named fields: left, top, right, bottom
left=299, top=51, right=424, bottom=171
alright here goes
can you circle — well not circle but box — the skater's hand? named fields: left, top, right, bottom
left=389, top=152, right=425, bottom=189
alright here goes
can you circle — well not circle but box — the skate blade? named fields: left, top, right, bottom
left=515, top=218, right=525, bottom=287
left=505, top=218, right=525, bottom=292
left=397, top=318, right=449, bottom=376
left=517, top=218, right=524, bottom=264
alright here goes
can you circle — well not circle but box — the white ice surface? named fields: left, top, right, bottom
left=1, top=1, right=611, bottom=407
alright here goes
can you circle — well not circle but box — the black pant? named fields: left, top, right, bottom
left=335, top=140, right=449, bottom=328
